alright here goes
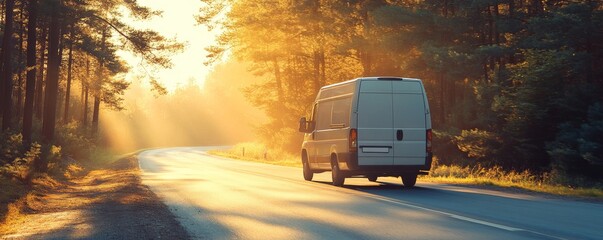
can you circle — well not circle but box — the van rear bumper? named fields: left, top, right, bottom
left=341, top=152, right=433, bottom=176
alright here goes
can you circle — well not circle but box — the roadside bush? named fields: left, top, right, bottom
left=432, top=128, right=471, bottom=166
left=55, top=121, right=96, bottom=160
left=0, top=133, right=24, bottom=165
left=0, top=133, right=41, bottom=181
left=547, top=102, right=603, bottom=181
left=454, top=128, right=503, bottom=167
left=430, top=164, right=471, bottom=178
left=429, top=164, right=544, bottom=185
left=1, top=121, right=99, bottom=181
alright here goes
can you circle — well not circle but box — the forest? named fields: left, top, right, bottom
left=198, top=0, right=603, bottom=183
left=1, top=0, right=602, bottom=186
left=0, top=0, right=180, bottom=180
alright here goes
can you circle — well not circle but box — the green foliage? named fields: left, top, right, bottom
left=54, top=122, right=95, bottom=160
left=455, top=129, right=502, bottom=166
left=432, top=128, right=467, bottom=166
left=547, top=102, right=603, bottom=180
left=1, top=122, right=102, bottom=181
left=0, top=133, right=24, bottom=165
left=492, top=49, right=573, bottom=170
left=0, top=133, right=41, bottom=181
left=198, top=0, right=603, bottom=185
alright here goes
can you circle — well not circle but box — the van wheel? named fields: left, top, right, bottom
left=401, top=174, right=417, bottom=188
left=302, top=158, right=313, bottom=181
left=331, top=160, right=345, bottom=187
left=367, top=176, right=378, bottom=182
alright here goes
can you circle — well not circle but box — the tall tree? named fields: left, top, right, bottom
left=41, top=0, right=62, bottom=143
left=63, top=24, right=74, bottom=123
left=34, top=22, right=47, bottom=120
left=22, top=0, right=38, bottom=145
left=1, top=0, right=16, bottom=130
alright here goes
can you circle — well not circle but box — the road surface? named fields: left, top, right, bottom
left=138, top=147, right=603, bottom=240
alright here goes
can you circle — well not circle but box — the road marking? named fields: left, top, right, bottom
left=450, top=215, right=521, bottom=231
left=216, top=162, right=530, bottom=233
left=142, top=150, right=568, bottom=240
left=220, top=164, right=567, bottom=239
left=201, top=155, right=524, bottom=232
left=356, top=193, right=522, bottom=231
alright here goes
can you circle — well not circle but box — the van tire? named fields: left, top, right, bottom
left=331, top=158, right=345, bottom=187
left=401, top=174, right=417, bottom=188
left=302, top=157, right=313, bottom=181
left=367, top=176, right=378, bottom=182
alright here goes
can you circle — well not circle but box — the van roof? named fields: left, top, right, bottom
left=321, top=76, right=421, bottom=90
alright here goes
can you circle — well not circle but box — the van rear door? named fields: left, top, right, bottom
left=357, top=80, right=394, bottom=165
left=392, top=81, right=427, bottom=165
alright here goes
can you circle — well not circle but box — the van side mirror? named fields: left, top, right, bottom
left=299, top=117, right=314, bottom=133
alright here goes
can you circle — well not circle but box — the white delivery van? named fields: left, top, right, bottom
left=298, top=77, right=432, bottom=187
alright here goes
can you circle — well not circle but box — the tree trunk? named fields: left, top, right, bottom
left=508, top=0, right=516, bottom=65
left=16, top=4, right=26, bottom=124
left=92, top=95, right=100, bottom=134
left=63, top=26, right=74, bottom=123
left=82, top=58, right=89, bottom=127
left=35, top=23, right=47, bottom=119
left=360, top=7, right=372, bottom=76
left=91, top=58, right=101, bottom=133
left=272, top=58, right=284, bottom=104
left=313, top=50, right=320, bottom=93
left=23, top=0, right=38, bottom=145
left=1, top=0, right=15, bottom=130
left=41, top=1, right=61, bottom=143
left=439, top=72, right=446, bottom=124
left=272, top=58, right=285, bottom=127
left=92, top=30, right=107, bottom=134
left=319, top=49, right=325, bottom=87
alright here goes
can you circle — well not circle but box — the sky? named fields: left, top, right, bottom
left=117, top=0, right=221, bottom=93
left=102, top=1, right=267, bottom=151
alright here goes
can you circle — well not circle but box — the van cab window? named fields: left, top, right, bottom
left=316, top=101, right=333, bottom=131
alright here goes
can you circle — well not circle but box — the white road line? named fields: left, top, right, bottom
left=450, top=215, right=521, bottom=232
left=141, top=150, right=568, bottom=240
left=217, top=162, right=568, bottom=239
left=359, top=193, right=521, bottom=231
left=361, top=193, right=567, bottom=240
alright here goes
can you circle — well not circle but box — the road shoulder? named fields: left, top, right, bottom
left=0, top=156, right=189, bottom=239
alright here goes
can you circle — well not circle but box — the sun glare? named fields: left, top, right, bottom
left=117, top=0, right=223, bottom=93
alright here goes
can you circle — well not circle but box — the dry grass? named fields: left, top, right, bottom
left=210, top=144, right=603, bottom=199
left=0, top=176, right=28, bottom=224
left=0, top=156, right=160, bottom=238
left=208, top=142, right=300, bottom=167
left=0, top=149, right=119, bottom=231
left=422, top=164, right=603, bottom=199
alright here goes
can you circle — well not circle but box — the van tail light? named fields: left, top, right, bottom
left=426, top=129, right=432, bottom=154
left=349, top=128, right=358, bottom=152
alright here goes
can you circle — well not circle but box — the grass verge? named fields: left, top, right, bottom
left=421, top=164, right=603, bottom=199
left=208, top=142, right=300, bottom=167
left=0, top=176, right=28, bottom=224
left=0, top=147, right=119, bottom=227
left=209, top=143, right=603, bottom=199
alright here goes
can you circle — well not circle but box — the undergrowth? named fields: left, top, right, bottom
left=210, top=143, right=603, bottom=199
left=0, top=123, right=118, bottom=226
left=421, top=157, right=603, bottom=198
left=209, top=142, right=300, bottom=167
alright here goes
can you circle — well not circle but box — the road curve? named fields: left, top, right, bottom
left=139, top=147, right=602, bottom=240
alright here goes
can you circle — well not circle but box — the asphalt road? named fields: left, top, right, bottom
left=138, top=147, right=603, bottom=240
